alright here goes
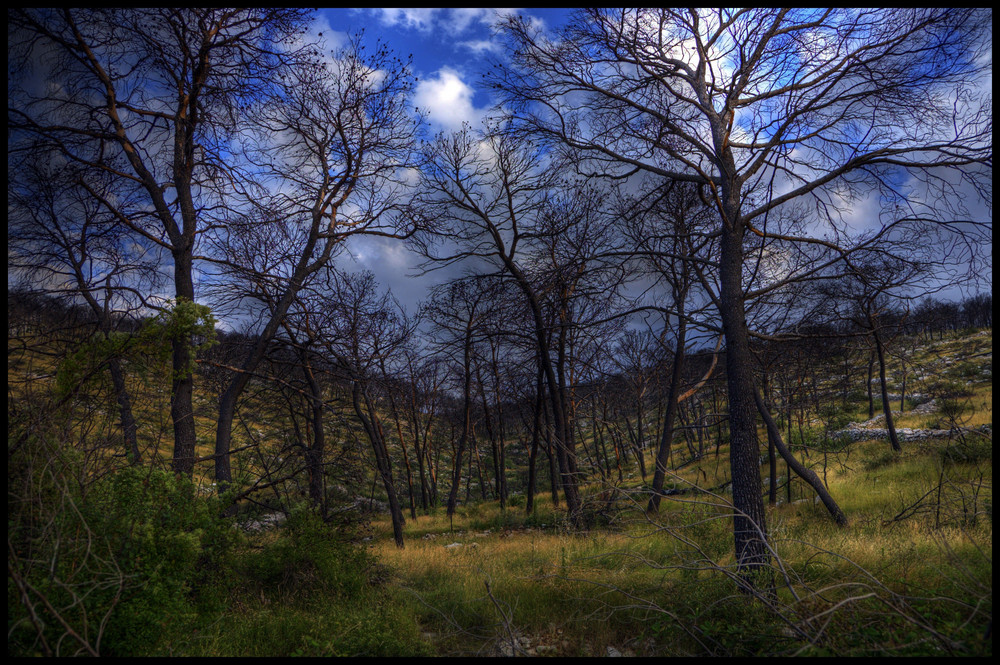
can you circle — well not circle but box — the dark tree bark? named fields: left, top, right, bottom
left=10, top=8, right=316, bottom=475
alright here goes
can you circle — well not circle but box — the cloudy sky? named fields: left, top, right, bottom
left=314, top=8, right=574, bottom=310
left=308, top=8, right=989, bottom=311
left=318, top=8, right=571, bottom=132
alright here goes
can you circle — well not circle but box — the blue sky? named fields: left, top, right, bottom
left=318, top=8, right=572, bottom=133
left=314, top=9, right=575, bottom=309
left=312, top=9, right=990, bottom=311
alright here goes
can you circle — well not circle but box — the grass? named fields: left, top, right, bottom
left=365, top=329, right=992, bottom=656
left=370, top=452, right=990, bottom=655
left=8, top=327, right=991, bottom=656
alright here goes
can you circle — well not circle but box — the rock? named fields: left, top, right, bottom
left=832, top=424, right=955, bottom=443
left=242, top=512, right=286, bottom=532
left=444, top=542, right=463, bottom=549
left=606, top=646, right=623, bottom=657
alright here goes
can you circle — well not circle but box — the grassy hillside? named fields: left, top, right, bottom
left=366, top=328, right=992, bottom=656
left=8, top=327, right=991, bottom=656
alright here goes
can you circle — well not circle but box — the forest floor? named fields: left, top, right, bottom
left=368, top=329, right=992, bottom=656
left=8, top=327, right=992, bottom=656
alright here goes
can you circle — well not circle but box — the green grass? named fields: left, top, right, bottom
left=9, top=327, right=991, bottom=657
left=367, top=329, right=991, bottom=656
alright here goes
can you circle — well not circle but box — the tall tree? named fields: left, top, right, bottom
left=312, top=271, right=412, bottom=548
left=206, top=35, right=418, bottom=487
left=492, top=7, right=991, bottom=586
left=8, top=153, right=159, bottom=466
left=9, top=8, right=314, bottom=474
left=422, top=278, right=491, bottom=519
left=412, top=129, right=619, bottom=520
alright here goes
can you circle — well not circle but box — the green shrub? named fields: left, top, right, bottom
left=8, top=462, right=234, bottom=657
left=240, top=508, right=372, bottom=600
left=506, top=492, right=526, bottom=508
left=938, top=397, right=972, bottom=423
left=927, top=379, right=975, bottom=399
left=939, top=436, right=992, bottom=465
left=81, top=467, right=234, bottom=655
left=204, top=507, right=431, bottom=657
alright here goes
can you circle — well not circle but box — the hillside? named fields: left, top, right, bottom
left=8, top=321, right=991, bottom=656
left=363, top=329, right=992, bottom=656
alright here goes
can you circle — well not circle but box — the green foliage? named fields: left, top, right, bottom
left=54, top=330, right=132, bottom=397
left=54, top=297, right=217, bottom=397
left=938, top=397, right=972, bottom=423
left=818, top=402, right=853, bottom=432
left=142, top=297, right=218, bottom=379
left=197, top=507, right=432, bottom=657
left=239, top=508, right=372, bottom=600
left=927, top=378, right=975, bottom=399
left=939, top=435, right=993, bottom=465
left=8, top=461, right=234, bottom=657
left=81, top=467, right=234, bottom=655
left=211, top=592, right=434, bottom=657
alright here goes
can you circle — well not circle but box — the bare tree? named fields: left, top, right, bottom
left=821, top=253, right=931, bottom=452
left=398, top=348, right=447, bottom=511
left=307, top=270, right=413, bottom=548
left=422, top=278, right=492, bottom=519
left=9, top=153, right=160, bottom=466
left=206, top=35, right=419, bottom=487
left=412, top=127, right=628, bottom=521
left=492, top=7, right=991, bottom=587
left=9, top=8, right=314, bottom=474
left=412, top=127, right=582, bottom=517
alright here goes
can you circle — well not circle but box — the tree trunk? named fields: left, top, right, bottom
left=718, top=220, right=772, bottom=589
left=446, top=324, right=475, bottom=517
left=753, top=389, right=848, bottom=526
left=867, top=349, right=876, bottom=420
left=170, top=255, right=198, bottom=475
left=300, top=349, right=326, bottom=512
left=648, top=317, right=686, bottom=513
left=108, top=359, right=141, bottom=466
left=352, top=381, right=405, bottom=548
left=525, top=365, right=543, bottom=515
left=872, top=326, right=902, bottom=452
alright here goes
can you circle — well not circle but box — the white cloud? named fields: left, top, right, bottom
left=308, top=13, right=349, bottom=51
left=371, top=8, right=438, bottom=31
left=368, top=8, right=515, bottom=36
left=456, top=39, right=504, bottom=56
left=444, top=8, right=515, bottom=34
left=414, top=67, right=486, bottom=132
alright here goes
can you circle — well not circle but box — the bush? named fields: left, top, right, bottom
left=8, top=462, right=234, bottom=657
left=506, top=492, right=526, bottom=508
left=939, top=435, right=992, bottom=465
left=207, top=507, right=431, bottom=657
left=81, top=467, right=234, bottom=655
left=240, top=508, right=373, bottom=600
left=926, top=379, right=974, bottom=399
